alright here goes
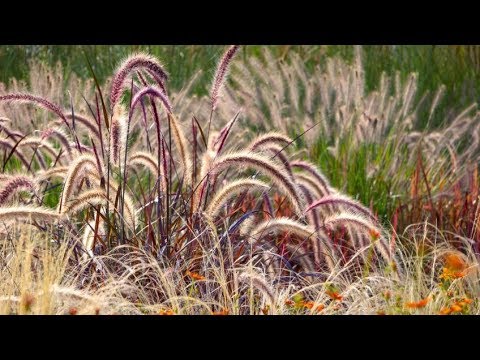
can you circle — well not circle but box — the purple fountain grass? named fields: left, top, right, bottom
left=248, top=217, right=315, bottom=242
left=306, top=193, right=377, bottom=222
left=322, top=211, right=391, bottom=263
left=290, top=160, right=331, bottom=195
left=109, top=106, right=127, bottom=166
left=0, top=48, right=402, bottom=291
left=110, top=52, right=169, bottom=110
left=110, top=116, right=122, bottom=165
left=0, top=205, right=59, bottom=222
left=68, top=142, right=92, bottom=153
left=298, top=183, right=321, bottom=231
left=323, top=211, right=378, bottom=234
left=130, top=85, right=172, bottom=116
left=211, top=45, right=240, bottom=111
left=39, top=127, right=72, bottom=157
left=128, top=151, right=159, bottom=176
left=206, top=178, right=269, bottom=218
left=61, top=188, right=137, bottom=231
left=266, top=145, right=293, bottom=180
left=0, top=93, right=69, bottom=129
left=63, top=114, right=101, bottom=140
left=210, top=152, right=304, bottom=216
left=81, top=218, right=106, bottom=261
left=0, top=176, right=35, bottom=205
left=239, top=271, right=276, bottom=306
left=19, top=138, right=63, bottom=166
left=294, top=173, right=327, bottom=200
left=248, top=132, right=293, bottom=151
left=59, top=154, right=102, bottom=213
left=37, top=167, right=68, bottom=183
left=167, top=113, right=192, bottom=186
left=246, top=216, right=336, bottom=271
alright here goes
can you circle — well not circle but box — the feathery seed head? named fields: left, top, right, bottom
left=211, top=45, right=240, bottom=111
left=111, top=52, right=169, bottom=110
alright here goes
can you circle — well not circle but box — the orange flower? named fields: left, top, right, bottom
left=159, top=309, right=175, bottom=315
left=326, top=290, right=343, bottom=301
left=405, top=297, right=429, bottom=309
left=186, top=270, right=206, bottom=281
left=439, top=307, right=452, bottom=315
left=285, top=299, right=295, bottom=307
left=461, top=297, right=473, bottom=305
left=439, top=267, right=466, bottom=281
left=444, top=253, right=467, bottom=272
left=261, top=305, right=270, bottom=315
left=450, top=304, right=463, bottom=313
left=302, top=301, right=315, bottom=309
left=212, top=309, right=229, bottom=315
left=299, top=301, right=324, bottom=312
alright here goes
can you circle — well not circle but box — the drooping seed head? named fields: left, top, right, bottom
left=247, top=217, right=316, bottom=243
left=248, top=132, right=293, bottom=151
left=206, top=178, right=269, bottom=218
left=211, top=152, right=304, bottom=216
left=306, top=193, right=376, bottom=222
left=59, top=154, right=101, bottom=213
left=0, top=206, right=59, bottom=223
left=111, top=52, right=169, bottom=110
left=0, top=176, right=35, bottom=206
left=291, top=160, right=331, bottom=195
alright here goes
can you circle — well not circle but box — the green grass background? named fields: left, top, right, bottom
left=1, top=45, right=479, bottom=129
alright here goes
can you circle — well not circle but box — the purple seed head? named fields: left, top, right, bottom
left=211, top=45, right=240, bottom=111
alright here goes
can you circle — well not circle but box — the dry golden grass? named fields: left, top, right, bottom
left=0, top=223, right=478, bottom=315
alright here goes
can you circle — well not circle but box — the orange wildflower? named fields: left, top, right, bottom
left=285, top=299, right=295, bottom=307
left=159, top=309, right=175, bottom=315
left=461, top=297, right=473, bottom=305
left=450, top=304, right=463, bottom=313
left=439, top=267, right=466, bottom=281
left=326, top=290, right=343, bottom=301
left=405, top=297, right=429, bottom=309
left=439, top=307, right=452, bottom=315
left=261, top=305, right=270, bottom=315
left=186, top=270, right=206, bottom=281
left=212, top=309, right=229, bottom=315
left=444, top=252, right=467, bottom=272
left=302, top=301, right=315, bottom=309
left=298, top=301, right=324, bottom=312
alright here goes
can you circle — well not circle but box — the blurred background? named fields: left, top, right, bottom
left=1, top=45, right=479, bottom=129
